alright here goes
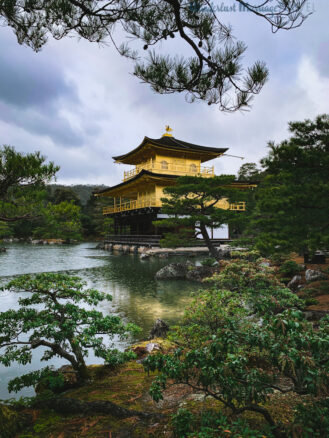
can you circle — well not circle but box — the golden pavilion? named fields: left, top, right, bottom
left=95, top=127, right=252, bottom=240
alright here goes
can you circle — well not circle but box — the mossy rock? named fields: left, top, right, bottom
left=130, top=337, right=176, bottom=355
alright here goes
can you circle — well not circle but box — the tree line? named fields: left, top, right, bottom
left=0, top=146, right=112, bottom=241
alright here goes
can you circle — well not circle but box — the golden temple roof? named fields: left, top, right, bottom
left=112, top=135, right=228, bottom=164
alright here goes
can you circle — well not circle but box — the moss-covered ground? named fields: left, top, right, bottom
left=12, top=358, right=312, bottom=438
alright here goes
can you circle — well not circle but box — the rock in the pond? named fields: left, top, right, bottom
left=0, top=247, right=6, bottom=253
left=149, top=319, right=170, bottom=338
left=95, top=242, right=105, bottom=249
left=287, top=274, right=303, bottom=291
left=122, top=245, right=130, bottom=254
left=305, top=269, right=327, bottom=283
left=155, top=263, right=187, bottom=280
left=140, top=253, right=150, bottom=260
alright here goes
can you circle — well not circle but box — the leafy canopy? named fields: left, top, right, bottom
left=0, top=1, right=310, bottom=111
left=251, top=114, right=329, bottom=255
left=0, top=145, right=59, bottom=222
left=0, top=273, right=140, bottom=391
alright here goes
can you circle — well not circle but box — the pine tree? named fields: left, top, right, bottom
left=251, top=114, right=329, bottom=257
left=0, top=1, right=309, bottom=110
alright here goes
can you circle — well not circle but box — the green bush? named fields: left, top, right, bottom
left=172, top=409, right=271, bottom=438
left=146, top=309, right=329, bottom=434
left=269, top=253, right=290, bottom=265
left=292, top=398, right=329, bottom=437
left=201, top=257, right=217, bottom=267
left=230, top=249, right=261, bottom=262
left=279, top=260, right=303, bottom=277
left=172, top=408, right=194, bottom=437
left=204, top=259, right=303, bottom=314
left=144, top=260, right=329, bottom=436
left=206, top=259, right=280, bottom=292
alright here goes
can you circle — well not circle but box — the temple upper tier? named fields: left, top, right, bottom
left=113, top=133, right=228, bottom=182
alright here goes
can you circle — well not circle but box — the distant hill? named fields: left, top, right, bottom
left=48, top=184, right=107, bottom=205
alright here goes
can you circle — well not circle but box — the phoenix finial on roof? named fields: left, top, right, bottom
left=163, top=125, right=173, bottom=137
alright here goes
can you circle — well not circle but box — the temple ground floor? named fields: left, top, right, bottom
left=106, top=208, right=240, bottom=247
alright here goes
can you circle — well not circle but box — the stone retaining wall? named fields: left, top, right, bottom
left=102, top=242, right=210, bottom=257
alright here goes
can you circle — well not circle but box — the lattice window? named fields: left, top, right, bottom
left=161, top=160, right=168, bottom=170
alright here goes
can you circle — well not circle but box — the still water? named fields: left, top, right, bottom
left=0, top=242, right=201, bottom=400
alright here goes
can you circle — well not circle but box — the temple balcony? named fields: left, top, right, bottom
left=123, top=162, right=214, bottom=181
left=103, top=197, right=161, bottom=215
left=103, top=198, right=245, bottom=215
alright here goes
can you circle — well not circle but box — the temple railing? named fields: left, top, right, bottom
left=230, top=202, right=246, bottom=211
left=103, top=197, right=160, bottom=215
left=103, top=200, right=245, bottom=215
left=123, top=162, right=214, bottom=181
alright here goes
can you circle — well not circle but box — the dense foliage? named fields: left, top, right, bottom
left=0, top=1, right=309, bottom=110
left=2, top=180, right=112, bottom=240
left=250, top=114, right=329, bottom=257
left=144, top=258, right=329, bottom=436
left=0, top=145, right=59, bottom=223
left=32, top=201, right=83, bottom=240
left=172, top=408, right=270, bottom=438
left=0, top=273, right=139, bottom=391
left=237, top=162, right=263, bottom=182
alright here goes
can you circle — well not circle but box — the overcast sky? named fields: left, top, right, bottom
left=0, top=0, right=328, bottom=186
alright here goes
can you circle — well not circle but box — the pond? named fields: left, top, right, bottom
left=0, top=242, right=202, bottom=400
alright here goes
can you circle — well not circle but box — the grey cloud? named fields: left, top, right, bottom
left=0, top=33, right=78, bottom=109
left=0, top=0, right=328, bottom=185
left=0, top=101, right=83, bottom=146
left=0, top=29, right=85, bottom=147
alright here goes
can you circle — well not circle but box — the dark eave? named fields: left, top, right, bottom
left=94, top=170, right=179, bottom=196
left=112, top=136, right=228, bottom=163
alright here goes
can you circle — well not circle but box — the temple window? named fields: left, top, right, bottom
left=161, top=160, right=168, bottom=170
left=190, top=164, right=197, bottom=173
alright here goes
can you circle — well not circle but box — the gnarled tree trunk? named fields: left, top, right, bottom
left=199, top=223, right=218, bottom=259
